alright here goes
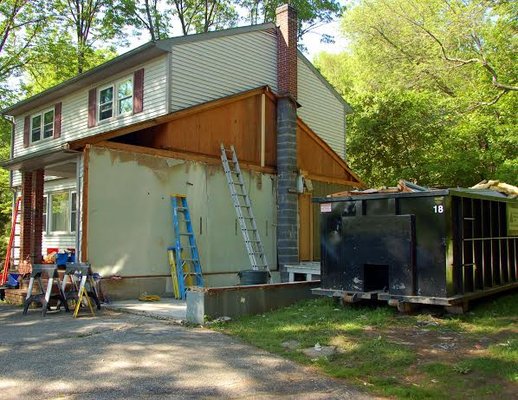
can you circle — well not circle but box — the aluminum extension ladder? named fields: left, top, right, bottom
left=168, top=195, right=204, bottom=300
left=220, top=144, right=270, bottom=276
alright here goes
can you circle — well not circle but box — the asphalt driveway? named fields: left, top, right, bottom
left=0, top=304, right=372, bottom=399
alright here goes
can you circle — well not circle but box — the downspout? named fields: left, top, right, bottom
left=4, top=115, right=18, bottom=219
left=4, top=115, right=15, bottom=191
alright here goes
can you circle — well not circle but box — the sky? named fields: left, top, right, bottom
left=300, top=19, right=348, bottom=60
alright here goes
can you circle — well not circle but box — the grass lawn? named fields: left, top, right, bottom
left=211, top=291, right=517, bottom=399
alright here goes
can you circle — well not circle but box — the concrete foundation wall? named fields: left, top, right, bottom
left=186, top=281, right=320, bottom=324
left=86, top=146, right=277, bottom=297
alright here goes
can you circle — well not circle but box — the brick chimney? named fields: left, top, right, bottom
left=276, top=4, right=299, bottom=280
left=276, top=4, right=297, bottom=99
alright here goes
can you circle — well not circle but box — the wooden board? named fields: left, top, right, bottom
left=297, top=120, right=364, bottom=187
left=299, top=193, right=314, bottom=261
left=114, top=91, right=277, bottom=169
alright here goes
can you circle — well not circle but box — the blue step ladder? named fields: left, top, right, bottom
left=168, top=194, right=204, bottom=300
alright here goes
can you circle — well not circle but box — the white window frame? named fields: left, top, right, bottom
left=42, top=195, right=48, bottom=233
left=30, top=108, right=54, bottom=144
left=47, top=190, right=77, bottom=235
left=98, top=84, right=114, bottom=122
left=70, top=191, right=77, bottom=233
left=117, top=77, right=133, bottom=116
left=97, top=76, right=133, bottom=122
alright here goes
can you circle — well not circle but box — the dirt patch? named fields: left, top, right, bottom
left=376, top=319, right=517, bottom=397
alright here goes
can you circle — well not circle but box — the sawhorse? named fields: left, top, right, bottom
left=61, top=263, right=101, bottom=311
left=23, top=265, right=69, bottom=316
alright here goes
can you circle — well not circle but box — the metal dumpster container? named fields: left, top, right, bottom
left=313, top=189, right=518, bottom=311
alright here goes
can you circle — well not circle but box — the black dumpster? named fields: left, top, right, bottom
left=313, top=189, right=518, bottom=311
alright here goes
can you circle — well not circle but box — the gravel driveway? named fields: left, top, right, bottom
left=0, top=304, right=373, bottom=399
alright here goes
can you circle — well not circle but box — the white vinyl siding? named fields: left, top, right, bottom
left=171, top=30, right=277, bottom=111
left=12, top=170, right=21, bottom=187
left=297, top=56, right=346, bottom=159
left=12, top=55, right=168, bottom=159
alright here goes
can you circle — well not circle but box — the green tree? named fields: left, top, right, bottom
left=0, top=0, right=52, bottom=257
left=22, top=28, right=117, bottom=96
left=241, top=0, right=343, bottom=40
left=0, top=0, right=50, bottom=100
left=173, top=0, right=239, bottom=35
left=315, top=0, right=517, bottom=187
left=53, top=0, right=121, bottom=74
left=111, top=0, right=173, bottom=40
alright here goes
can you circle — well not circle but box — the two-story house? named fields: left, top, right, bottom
left=1, top=5, right=362, bottom=298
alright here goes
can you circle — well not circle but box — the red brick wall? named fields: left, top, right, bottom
left=20, top=169, right=44, bottom=263
left=32, top=169, right=44, bottom=263
left=276, top=4, right=298, bottom=100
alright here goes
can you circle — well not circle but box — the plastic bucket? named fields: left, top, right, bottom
left=237, top=270, right=269, bottom=285
left=7, top=273, right=20, bottom=288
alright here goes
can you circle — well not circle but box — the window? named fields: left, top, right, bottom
left=50, top=191, right=70, bottom=233
left=31, top=109, right=54, bottom=143
left=117, top=78, right=133, bottom=115
left=71, top=192, right=77, bottom=232
left=46, top=190, right=77, bottom=233
left=99, top=86, right=114, bottom=121
left=98, top=77, right=133, bottom=122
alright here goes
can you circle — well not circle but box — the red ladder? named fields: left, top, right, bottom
left=1, top=197, right=21, bottom=286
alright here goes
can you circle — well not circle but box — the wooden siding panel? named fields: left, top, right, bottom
left=297, top=122, right=355, bottom=184
left=171, top=31, right=277, bottom=112
left=264, top=95, right=277, bottom=167
left=12, top=56, right=168, bottom=160
left=297, top=57, right=346, bottom=159
left=299, top=193, right=313, bottom=261
left=149, top=94, right=268, bottom=165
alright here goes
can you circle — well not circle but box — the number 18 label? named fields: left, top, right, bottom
left=433, top=205, right=444, bottom=214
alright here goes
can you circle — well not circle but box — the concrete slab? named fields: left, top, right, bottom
left=104, top=298, right=187, bottom=322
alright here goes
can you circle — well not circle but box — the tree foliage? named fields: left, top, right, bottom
left=315, top=0, right=517, bottom=187
left=0, top=0, right=50, bottom=100
left=242, top=0, right=343, bottom=39
left=111, top=0, right=173, bottom=40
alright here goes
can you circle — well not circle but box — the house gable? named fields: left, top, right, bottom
left=297, top=119, right=363, bottom=187
left=4, top=23, right=354, bottom=188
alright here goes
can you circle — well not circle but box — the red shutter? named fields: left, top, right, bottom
left=23, top=116, right=30, bottom=147
left=54, top=102, right=62, bottom=138
left=88, top=88, right=97, bottom=127
left=133, top=68, right=144, bottom=114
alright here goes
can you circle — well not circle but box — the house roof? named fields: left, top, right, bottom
left=1, top=23, right=276, bottom=116
left=2, top=21, right=352, bottom=117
